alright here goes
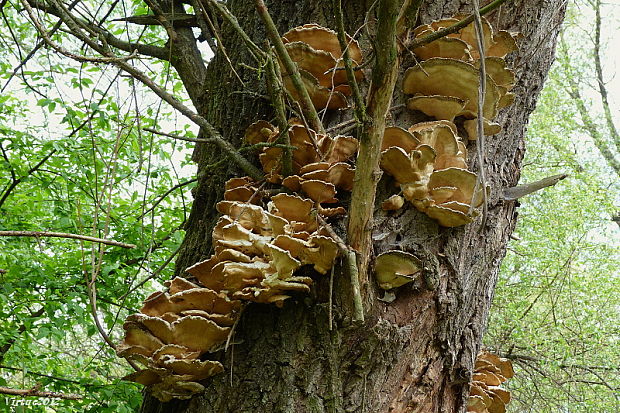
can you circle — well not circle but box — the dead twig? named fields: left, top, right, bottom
left=502, top=174, right=567, bottom=201
left=471, top=0, right=489, bottom=230
left=318, top=216, right=364, bottom=323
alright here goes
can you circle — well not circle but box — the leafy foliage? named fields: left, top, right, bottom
left=486, top=39, right=620, bottom=413
left=0, top=4, right=198, bottom=409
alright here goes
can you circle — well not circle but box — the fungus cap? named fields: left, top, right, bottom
left=403, top=58, right=500, bottom=119
left=374, top=250, right=423, bottom=290
left=282, top=23, right=363, bottom=63
left=381, top=195, right=405, bottom=211
left=406, top=95, right=467, bottom=121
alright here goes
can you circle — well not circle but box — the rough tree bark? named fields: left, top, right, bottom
left=141, top=0, right=566, bottom=412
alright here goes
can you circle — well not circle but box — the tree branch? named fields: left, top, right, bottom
left=0, top=386, right=81, bottom=400
left=25, top=0, right=170, bottom=60
left=347, top=0, right=401, bottom=304
left=0, top=231, right=136, bottom=249
left=137, top=177, right=198, bottom=219
left=0, top=149, right=56, bottom=209
left=502, top=174, right=567, bottom=201
left=0, top=365, right=81, bottom=384
left=560, top=40, right=620, bottom=178
left=592, top=0, right=620, bottom=155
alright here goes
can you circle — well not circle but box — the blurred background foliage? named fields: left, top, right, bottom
left=0, top=0, right=618, bottom=411
left=485, top=1, right=620, bottom=411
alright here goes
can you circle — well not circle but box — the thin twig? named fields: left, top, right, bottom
left=471, top=0, right=489, bottom=230
left=137, top=178, right=198, bottom=219
left=23, top=0, right=263, bottom=181
left=334, top=0, right=366, bottom=123
left=206, top=0, right=265, bottom=59
left=0, top=231, right=136, bottom=248
left=409, top=0, right=510, bottom=49
left=121, top=243, right=182, bottom=297
left=328, top=264, right=335, bottom=330
left=143, top=127, right=215, bottom=144
left=255, top=0, right=325, bottom=134
left=265, top=52, right=292, bottom=176
left=0, top=149, right=56, bottom=209
left=0, top=365, right=81, bottom=384
left=0, top=386, right=81, bottom=400
left=195, top=0, right=244, bottom=85
left=318, top=216, right=364, bottom=323
left=21, top=0, right=137, bottom=63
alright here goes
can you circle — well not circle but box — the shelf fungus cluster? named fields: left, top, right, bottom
left=281, top=24, right=363, bottom=110
left=117, top=277, right=239, bottom=401
left=119, top=119, right=354, bottom=401
left=245, top=119, right=357, bottom=217
left=185, top=195, right=339, bottom=305
left=380, top=121, right=484, bottom=227
left=467, top=352, right=514, bottom=413
left=405, top=16, right=518, bottom=140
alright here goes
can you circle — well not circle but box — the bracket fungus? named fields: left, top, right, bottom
left=405, top=17, right=518, bottom=140
left=245, top=120, right=357, bottom=190
left=280, top=24, right=363, bottom=110
left=379, top=121, right=482, bottom=227
left=374, top=251, right=423, bottom=290
left=467, top=352, right=514, bottom=413
left=117, top=277, right=237, bottom=402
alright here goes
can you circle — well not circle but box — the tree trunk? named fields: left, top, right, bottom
left=141, top=0, right=566, bottom=411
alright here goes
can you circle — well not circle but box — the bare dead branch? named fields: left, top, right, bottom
left=502, top=174, right=567, bottom=201
left=0, top=231, right=136, bottom=249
